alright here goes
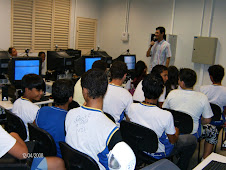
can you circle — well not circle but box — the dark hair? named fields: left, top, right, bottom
left=156, top=26, right=166, bottom=35
left=165, top=66, right=179, bottom=97
left=135, top=60, right=147, bottom=78
left=110, top=61, right=128, bottom=79
left=81, top=68, right=108, bottom=99
left=52, top=79, right=74, bottom=105
left=142, top=74, right=164, bottom=99
left=21, top=74, right=44, bottom=92
left=8, top=47, right=15, bottom=54
left=92, top=60, right=107, bottom=71
left=38, top=51, right=45, bottom=57
left=179, top=68, right=197, bottom=88
left=208, top=65, right=224, bottom=83
left=151, top=65, right=168, bottom=76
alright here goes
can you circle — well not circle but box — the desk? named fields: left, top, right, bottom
left=0, top=90, right=53, bottom=111
left=193, top=153, right=226, bottom=170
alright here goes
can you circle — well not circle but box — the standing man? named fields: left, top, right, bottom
left=146, top=26, right=171, bottom=70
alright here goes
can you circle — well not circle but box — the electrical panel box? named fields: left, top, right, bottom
left=192, top=36, right=218, bottom=65
left=149, top=34, right=177, bottom=65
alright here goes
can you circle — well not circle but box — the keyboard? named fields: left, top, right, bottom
left=203, top=160, right=226, bottom=170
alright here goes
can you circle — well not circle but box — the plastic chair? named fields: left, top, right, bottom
left=0, top=141, right=35, bottom=170
left=5, top=109, right=27, bottom=141
left=163, top=108, right=193, bottom=134
left=59, top=141, right=100, bottom=170
left=28, top=123, right=57, bottom=157
left=104, top=112, right=115, bottom=123
left=120, top=120, right=158, bottom=166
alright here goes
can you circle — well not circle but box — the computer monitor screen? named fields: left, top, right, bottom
left=15, top=60, right=40, bottom=80
left=12, top=57, right=41, bottom=88
left=84, top=57, right=102, bottom=72
left=124, top=55, right=136, bottom=70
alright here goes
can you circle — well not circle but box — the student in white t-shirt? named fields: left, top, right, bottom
left=200, top=65, right=226, bottom=113
left=163, top=68, right=218, bottom=159
left=128, top=74, right=196, bottom=170
left=103, top=61, right=133, bottom=126
left=12, top=74, right=44, bottom=141
left=133, top=65, right=168, bottom=108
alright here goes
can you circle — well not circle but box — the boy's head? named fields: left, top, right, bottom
left=151, top=65, right=168, bottom=84
left=21, top=74, right=44, bottom=100
left=92, top=60, right=107, bottom=71
left=142, top=74, right=164, bottom=100
left=81, top=69, right=108, bottom=100
left=110, top=61, right=128, bottom=80
left=208, top=65, right=224, bottom=83
left=52, top=79, right=74, bottom=105
left=179, top=68, right=197, bottom=89
left=8, top=47, right=17, bottom=57
left=38, top=51, right=46, bottom=63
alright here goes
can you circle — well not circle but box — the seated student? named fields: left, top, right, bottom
left=200, top=65, right=226, bottom=114
left=73, top=60, right=108, bottom=106
left=12, top=74, right=44, bottom=141
left=165, top=65, right=179, bottom=98
left=0, top=125, right=65, bottom=170
left=35, top=79, right=74, bottom=158
left=65, top=69, right=125, bottom=169
left=38, top=51, right=46, bottom=76
left=8, top=47, right=18, bottom=57
left=133, top=60, right=147, bottom=88
left=103, top=61, right=133, bottom=126
left=163, top=68, right=218, bottom=159
left=128, top=74, right=197, bottom=170
left=133, top=65, right=168, bottom=107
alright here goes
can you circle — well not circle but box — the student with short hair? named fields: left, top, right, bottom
left=12, top=74, right=44, bottom=141
left=8, top=47, right=17, bottom=57
left=133, top=65, right=168, bottom=107
left=103, top=61, right=133, bottom=126
left=73, top=60, right=108, bottom=106
left=65, top=69, right=123, bottom=170
left=200, top=64, right=226, bottom=113
left=35, top=79, right=74, bottom=158
left=128, top=74, right=196, bottom=170
left=163, top=68, right=218, bottom=159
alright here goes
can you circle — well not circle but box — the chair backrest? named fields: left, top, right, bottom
left=104, top=112, right=115, bottom=123
left=210, top=103, right=222, bottom=121
left=120, top=120, right=158, bottom=155
left=59, top=142, right=100, bottom=170
left=163, top=108, right=193, bottom=134
left=5, top=109, right=27, bottom=141
left=28, top=123, right=57, bottom=157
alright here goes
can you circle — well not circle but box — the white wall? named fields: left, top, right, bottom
left=0, top=0, right=11, bottom=51
left=1, top=0, right=226, bottom=86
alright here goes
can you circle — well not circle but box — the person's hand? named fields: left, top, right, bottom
left=150, top=41, right=155, bottom=46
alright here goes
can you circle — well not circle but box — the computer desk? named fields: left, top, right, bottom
left=0, top=90, right=53, bottom=111
left=193, top=153, right=226, bottom=170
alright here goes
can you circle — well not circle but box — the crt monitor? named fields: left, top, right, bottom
left=84, top=56, right=102, bottom=72
left=47, top=51, right=76, bottom=74
left=12, top=57, right=41, bottom=88
left=119, top=55, right=136, bottom=70
left=0, top=51, right=10, bottom=76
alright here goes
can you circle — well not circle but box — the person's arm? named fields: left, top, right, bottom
left=165, top=57, right=170, bottom=67
left=8, top=132, right=28, bottom=159
left=167, top=127, right=179, bottom=144
left=146, top=41, right=155, bottom=57
left=201, top=117, right=212, bottom=125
